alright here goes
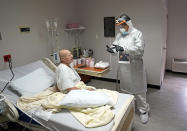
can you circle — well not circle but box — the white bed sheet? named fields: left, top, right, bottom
left=0, top=60, right=134, bottom=131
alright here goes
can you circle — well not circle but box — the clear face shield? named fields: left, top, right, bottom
left=116, top=17, right=129, bottom=36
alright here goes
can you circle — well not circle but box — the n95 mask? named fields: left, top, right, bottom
left=120, top=28, right=128, bottom=36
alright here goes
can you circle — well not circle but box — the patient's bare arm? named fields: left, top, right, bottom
left=87, top=88, right=95, bottom=91
left=66, top=87, right=80, bottom=92
left=66, top=87, right=95, bottom=92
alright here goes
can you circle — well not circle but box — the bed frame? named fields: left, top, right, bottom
left=115, top=101, right=135, bottom=131
left=0, top=58, right=135, bottom=131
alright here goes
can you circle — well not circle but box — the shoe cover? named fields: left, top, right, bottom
left=140, top=112, right=149, bottom=124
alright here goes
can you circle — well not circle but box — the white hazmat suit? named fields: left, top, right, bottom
left=113, top=20, right=147, bottom=94
left=112, top=17, right=149, bottom=123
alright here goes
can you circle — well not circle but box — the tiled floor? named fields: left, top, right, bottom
left=88, top=72, right=187, bottom=131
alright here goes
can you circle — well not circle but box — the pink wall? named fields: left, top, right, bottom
left=167, top=0, right=187, bottom=69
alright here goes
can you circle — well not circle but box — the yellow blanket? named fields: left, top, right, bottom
left=17, top=83, right=118, bottom=128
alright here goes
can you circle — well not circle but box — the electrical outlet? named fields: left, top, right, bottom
left=3, top=54, right=11, bottom=62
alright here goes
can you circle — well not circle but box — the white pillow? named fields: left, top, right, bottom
left=10, top=68, right=54, bottom=96
left=59, top=90, right=114, bottom=108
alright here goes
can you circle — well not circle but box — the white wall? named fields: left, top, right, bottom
left=78, top=0, right=166, bottom=86
left=166, top=0, right=187, bottom=70
left=0, top=0, right=167, bottom=86
left=0, top=0, right=80, bottom=70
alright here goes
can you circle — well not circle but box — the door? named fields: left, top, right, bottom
left=160, top=0, right=168, bottom=86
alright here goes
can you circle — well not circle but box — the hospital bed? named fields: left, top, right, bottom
left=0, top=58, right=135, bottom=131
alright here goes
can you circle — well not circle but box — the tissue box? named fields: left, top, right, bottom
left=66, top=24, right=80, bottom=29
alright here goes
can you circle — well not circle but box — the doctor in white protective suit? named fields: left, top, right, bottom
left=107, top=14, right=150, bottom=124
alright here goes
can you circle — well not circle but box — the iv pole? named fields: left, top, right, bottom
left=45, top=18, right=60, bottom=64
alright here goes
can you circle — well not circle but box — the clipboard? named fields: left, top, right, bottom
left=118, top=51, right=130, bottom=64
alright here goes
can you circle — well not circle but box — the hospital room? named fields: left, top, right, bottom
left=0, top=0, right=187, bottom=130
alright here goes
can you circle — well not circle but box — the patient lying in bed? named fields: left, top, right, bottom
left=56, top=49, right=95, bottom=93
left=16, top=49, right=119, bottom=128
left=1, top=57, right=134, bottom=130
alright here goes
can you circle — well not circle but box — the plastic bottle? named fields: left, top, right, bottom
left=86, top=58, right=91, bottom=67
left=90, top=58, right=95, bottom=67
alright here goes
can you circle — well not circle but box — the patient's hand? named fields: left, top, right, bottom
left=67, top=87, right=80, bottom=92
left=87, top=88, right=95, bottom=91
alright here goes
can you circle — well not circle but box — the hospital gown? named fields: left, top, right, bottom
left=56, top=63, right=81, bottom=92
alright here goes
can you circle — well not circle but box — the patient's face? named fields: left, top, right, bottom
left=64, top=51, right=73, bottom=65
